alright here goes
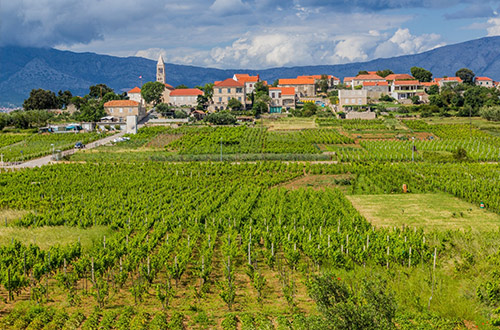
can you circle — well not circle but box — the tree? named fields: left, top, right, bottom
left=376, top=69, right=394, bottom=78
left=155, top=103, right=171, bottom=117
left=272, top=79, right=279, bottom=87
left=57, top=90, right=73, bottom=109
left=227, top=98, right=243, bottom=111
left=411, top=67, right=432, bottom=82
left=253, top=101, right=268, bottom=116
left=307, top=274, right=396, bottom=330
left=175, top=84, right=188, bottom=89
left=102, top=92, right=121, bottom=103
left=452, top=147, right=468, bottom=161
left=205, top=111, right=237, bottom=125
left=358, top=70, right=369, bottom=75
left=480, top=106, right=500, bottom=121
left=78, top=99, right=106, bottom=122
left=302, top=103, right=318, bottom=117
left=456, top=68, right=475, bottom=85
left=89, top=84, right=113, bottom=99
left=23, top=89, right=58, bottom=110
left=317, top=75, right=329, bottom=94
left=141, top=81, right=165, bottom=106
left=174, top=110, right=188, bottom=119
left=427, top=85, right=440, bottom=95
left=411, top=95, right=420, bottom=105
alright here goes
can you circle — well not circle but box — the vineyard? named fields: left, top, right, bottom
left=1, top=117, right=500, bottom=328
left=0, top=160, right=498, bottom=328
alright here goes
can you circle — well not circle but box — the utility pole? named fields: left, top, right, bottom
left=411, top=137, right=415, bottom=162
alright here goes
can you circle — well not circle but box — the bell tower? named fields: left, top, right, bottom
left=156, top=55, right=165, bottom=84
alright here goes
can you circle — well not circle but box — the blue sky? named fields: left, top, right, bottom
left=1, top=0, right=500, bottom=69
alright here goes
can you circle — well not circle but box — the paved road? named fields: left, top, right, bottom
left=4, top=131, right=126, bottom=169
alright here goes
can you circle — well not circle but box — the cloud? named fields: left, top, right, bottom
left=445, top=4, right=495, bottom=19
left=374, top=28, right=445, bottom=58
left=209, top=0, right=250, bottom=16
left=487, top=18, right=500, bottom=36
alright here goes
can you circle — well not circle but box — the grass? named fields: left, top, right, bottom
left=280, top=174, right=354, bottom=193
left=347, top=193, right=500, bottom=232
left=0, top=225, right=112, bottom=250
left=260, top=117, right=317, bottom=131
left=0, top=209, right=29, bottom=225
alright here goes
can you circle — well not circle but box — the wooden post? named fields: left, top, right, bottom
left=386, top=246, right=390, bottom=269
left=408, top=247, right=412, bottom=267
left=91, top=257, right=95, bottom=284
left=428, top=247, right=437, bottom=308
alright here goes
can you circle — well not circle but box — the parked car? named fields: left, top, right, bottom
left=112, top=137, right=131, bottom=143
left=74, top=142, right=85, bottom=149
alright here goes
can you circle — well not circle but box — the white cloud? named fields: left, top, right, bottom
left=374, top=28, right=445, bottom=58
left=134, top=48, right=168, bottom=61
left=487, top=18, right=500, bottom=36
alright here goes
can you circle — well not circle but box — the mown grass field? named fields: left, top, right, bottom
left=347, top=193, right=500, bottom=232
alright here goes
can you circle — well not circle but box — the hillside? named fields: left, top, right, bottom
left=2, top=36, right=500, bottom=106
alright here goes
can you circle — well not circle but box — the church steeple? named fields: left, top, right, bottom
left=156, top=55, right=165, bottom=84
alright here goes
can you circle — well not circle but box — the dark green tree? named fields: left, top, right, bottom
left=227, top=98, right=243, bottom=111
left=357, top=70, right=369, bottom=75
left=23, top=89, right=58, bottom=110
left=253, top=100, right=268, bottom=116
left=427, top=85, right=440, bottom=95
left=155, top=103, right=171, bottom=116
left=57, top=90, right=73, bottom=109
left=376, top=69, right=394, bottom=78
left=205, top=111, right=237, bottom=125
left=410, top=67, right=433, bottom=82
left=89, top=84, right=114, bottom=99
left=141, top=81, right=165, bottom=106
left=78, top=99, right=106, bottom=122
left=307, top=274, right=396, bottom=330
left=455, top=68, right=475, bottom=85
left=175, top=84, right=188, bottom=89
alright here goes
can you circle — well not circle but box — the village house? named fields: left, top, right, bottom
left=269, top=87, right=296, bottom=113
left=127, top=87, right=142, bottom=103
left=103, top=100, right=146, bottom=122
left=297, top=75, right=340, bottom=88
left=351, top=74, right=386, bottom=88
left=212, top=78, right=246, bottom=111
left=384, top=73, right=414, bottom=82
left=390, top=80, right=421, bottom=102
left=278, top=77, right=316, bottom=97
left=170, top=88, right=204, bottom=107
left=434, top=77, right=462, bottom=88
left=338, top=89, right=368, bottom=110
left=233, top=74, right=260, bottom=94
left=343, top=77, right=354, bottom=87
left=475, top=77, right=494, bottom=88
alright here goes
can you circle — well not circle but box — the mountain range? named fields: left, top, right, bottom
left=2, top=36, right=500, bottom=107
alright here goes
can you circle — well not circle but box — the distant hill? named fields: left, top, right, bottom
left=2, top=36, right=500, bottom=107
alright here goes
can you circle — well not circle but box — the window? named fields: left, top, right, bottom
left=236, top=88, right=242, bottom=93
left=238, top=97, right=241, bottom=101
left=109, top=108, right=113, bottom=113
left=227, top=88, right=231, bottom=93
left=358, top=99, right=362, bottom=105
left=219, top=97, right=222, bottom=102
left=119, top=108, right=123, bottom=113
left=128, top=108, right=132, bottom=113
left=228, top=97, right=231, bottom=101
left=249, top=84, right=253, bottom=87
left=278, top=93, right=282, bottom=98
left=271, top=92, right=275, bottom=98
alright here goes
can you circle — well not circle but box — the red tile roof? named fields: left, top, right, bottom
left=238, top=76, right=259, bottom=83
left=343, top=77, right=354, bottom=83
left=165, top=83, right=175, bottom=90
left=279, top=78, right=315, bottom=85
left=434, top=77, right=463, bottom=83
left=234, top=74, right=250, bottom=80
left=127, top=87, right=141, bottom=94
left=362, top=81, right=388, bottom=86
left=393, top=80, right=420, bottom=86
left=104, top=100, right=139, bottom=107
left=269, top=87, right=296, bottom=96
left=476, top=77, right=493, bottom=81
left=354, top=74, right=385, bottom=80
left=215, top=78, right=244, bottom=87
left=384, top=74, right=414, bottom=81
left=170, top=88, right=204, bottom=96
left=297, top=75, right=332, bottom=80
left=421, top=82, right=439, bottom=87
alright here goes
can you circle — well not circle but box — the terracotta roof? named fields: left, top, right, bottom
left=165, top=83, right=175, bottom=90
left=297, top=75, right=332, bottom=80
left=280, top=87, right=296, bottom=96
left=384, top=74, right=414, bottom=81
left=234, top=74, right=250, bottom=80
left=421, top=82, right=439, bottom=87
left=170, top=88, right=204, bottom=96
left=104, top=100, right=139, bottom=107
left=393, top=80, right=420, bottom=86
left=362, top=81, right=388, bottom=86
left=476, top=77, right=493, bottom=81
left=238, top=76, right=259, bottom=83
left=343, top=77, right=354, bottom=82
left=127, top=87, right=141, bottom=94
left=214, top=78, right=244, bottom=87
left=354, top=74, right=385, bottom=80
left=435, top=77, right=462, bottom=83
left=279, top=78, right=315, bottom=85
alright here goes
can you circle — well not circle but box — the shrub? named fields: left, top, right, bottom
left=480, top=106, right=500, bottom=121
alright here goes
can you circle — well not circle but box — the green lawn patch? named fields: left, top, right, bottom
left=347, top=193, right=500, bottom=232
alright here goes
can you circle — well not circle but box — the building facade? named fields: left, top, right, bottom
left=170, top=88, right=204, bottom=107
left=103, top=100, right=146, bottom=122
left=212, top=78, right=246, bottom=110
